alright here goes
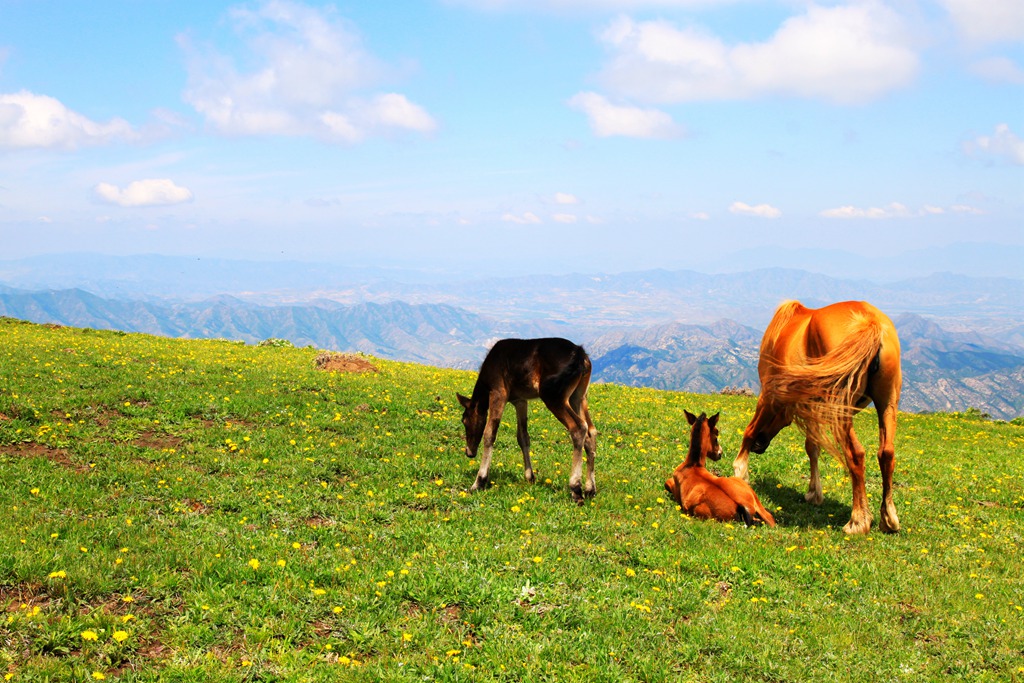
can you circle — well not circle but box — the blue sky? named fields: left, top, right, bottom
left=0, top=0, right=1021, bottom=276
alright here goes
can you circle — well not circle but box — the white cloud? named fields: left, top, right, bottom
left=95, top=179, right=194, bottom=207
left=729, top=201, right=781, bottom=219
left=180, top=0, right=436, bottom=142
left=501, top=212, right=543, bottom=224
left=970, top=57, right=1024, bottom=84
left=819, top=202, right=985, bottom=219
left=0, top=91, right=138, bottom=150
left=568, top=91, right=681, bottom=138
left=819, top=202, right=912, bottom=219
left=965, top=124, right=1024, bottom=165
left=940, top=0, right=1024, bottom=45
left=553, top=213, right=578, bottom=223
left=597, top=4, right=918, bottom=105
left=555, top=192, right=579, bottom=204
left=690, top=211, right=710, bottom=220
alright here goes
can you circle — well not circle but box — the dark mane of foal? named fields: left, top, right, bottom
left=686, top=412, right=716, bottom=465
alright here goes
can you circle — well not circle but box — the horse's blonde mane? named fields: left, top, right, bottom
left=761, top=300, right=803, bottom=357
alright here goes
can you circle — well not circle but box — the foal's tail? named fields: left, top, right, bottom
left=541, top=344, right=592, bottom=402
left=765, top=313, right=883, bottom=468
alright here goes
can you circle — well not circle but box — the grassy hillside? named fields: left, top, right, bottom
left=1, top=318, right=1022, bottom=682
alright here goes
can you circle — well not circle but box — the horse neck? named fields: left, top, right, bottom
left=685, top=425, right=709, bottom=469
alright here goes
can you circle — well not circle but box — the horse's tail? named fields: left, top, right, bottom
left=735, top=504, right=755, bottom=527
left=765, top=312, right=883, bottom=468
left=541, top=343, right=592, bottom=400
left=761, top=300, right=804, bottom=356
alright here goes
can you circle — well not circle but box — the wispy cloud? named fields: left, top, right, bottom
left=501, top=211, right=542, bottom=224
left=179, top=0, right=436, bottom=142
left=0, top=91, right=139, bottom=150
left=729, top=202, right=781, bottom=218
left=819, top=202, right=985, bottom=219
left=964, top=124, right=1024, bottom=165
left=568, top=92, right=680, bottom=138
left=95, top=179, right=194, bottom=207
left=554, top=192, right=579, bottom=204
left=552, top=213, right=578, bottom=223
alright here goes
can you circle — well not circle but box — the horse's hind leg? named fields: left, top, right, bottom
left=877, top=402, right=901, bottom=533
left=513, top=400, right=535, bottom=484
left=842, top=424, right=872, bottom=534
left=544, top=394, right=589, bottom=504
left=581, top=397, right=597, bottom=498
left=804, top=437, right=824, bottom=504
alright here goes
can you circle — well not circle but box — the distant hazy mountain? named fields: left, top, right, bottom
left=2, top=252, right=1022, bottom=335
left=2, top=285, right=1023, bottom=419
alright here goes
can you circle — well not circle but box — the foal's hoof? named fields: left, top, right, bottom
left=805, top=490, right=824, bottom=505
left=583, top=486, right=597, bottom=499
left=570, top=485, right=585, bottom=505
left=469, top=476, right=489, bottom=492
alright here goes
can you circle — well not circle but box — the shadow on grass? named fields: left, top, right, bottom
left=754, top=475, right=852, bottom=531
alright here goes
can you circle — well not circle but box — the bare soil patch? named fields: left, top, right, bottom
left=314, top=352, right=378, bottom=374
left=134, top=431, right=184, bottom=451
left=0, top=443, right=91, bottom=473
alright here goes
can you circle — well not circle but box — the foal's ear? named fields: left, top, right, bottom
left=456, top=393, right=471, bottom=409
left=684, top=410, right=698, bottom=425
left=708, top=412, right=720, bottom=428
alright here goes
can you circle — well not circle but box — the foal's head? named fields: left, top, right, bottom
left=685, top=410, right=722, bottom=466
left=456, top=393, right=486, bottom=458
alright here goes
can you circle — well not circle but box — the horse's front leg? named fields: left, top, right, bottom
left=804, top=437, right=824, bottom=504
left=513, top=400, right=534, bottom=484
left=842, top=424, right=872, bottom=534
left=546, top=398, right=588, bottom=504
left=470, top=399, right=506, bottom=492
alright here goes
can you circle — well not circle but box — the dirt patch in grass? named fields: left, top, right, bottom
left=0, top=443, right=91, bottom=473
left=134, top=431, right=184, bottom=451
left=314, top=352, right=378, bottom=374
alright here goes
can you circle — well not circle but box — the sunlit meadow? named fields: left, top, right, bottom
left=1, top=318, right=1022, bottom=681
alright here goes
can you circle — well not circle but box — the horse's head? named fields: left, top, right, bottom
left=457, top=393, right=486, bottom=458
left=745, top=401, right=791, bottom=454
left=685, top=410, right=722, bottom=464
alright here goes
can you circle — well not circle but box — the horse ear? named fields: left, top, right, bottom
left=684, top=410, right=697, bottom=425
left=456, top=393, right=471, bottom=409
left=708, top=412, right=720, bottom=428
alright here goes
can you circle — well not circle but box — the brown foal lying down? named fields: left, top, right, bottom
left=665, top=411, right=775, bottom=527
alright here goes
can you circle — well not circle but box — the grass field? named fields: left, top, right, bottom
left=1, top=317, right=1022, bottom=682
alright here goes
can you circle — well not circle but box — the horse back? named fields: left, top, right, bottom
left=476, top=338, right=590, bottom=402
left=761, top=300, right=899, bottom=369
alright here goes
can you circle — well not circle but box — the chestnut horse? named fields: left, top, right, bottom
left=733, top=300, right=902, bottom=534
left=665, top=411, right=776, bottom=526
left=457, top=338, right=597, bottom=503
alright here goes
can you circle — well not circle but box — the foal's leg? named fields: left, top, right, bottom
left=544, top=396, right=589, bottom=504
left=842, top=423, right=872, bottom=535
left=581, top=397, right=597, bottom=498
left=513, top=399, right=535, bottom=484
left=876, top=401, right=901, bottom=533
left=470, top=394, right=507, bottom=492
left=804, top=437, right=824, bottom=504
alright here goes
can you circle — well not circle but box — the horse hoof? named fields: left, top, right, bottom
left=583, top=487, right=597, bottom=499
left=842, top=518, right=872, bottom=535
left=525, top=471, right=536, bottom=484
left=805, top=491, right=824, bottom=505
left=570, top=485, right=584, bottom=504
left=879, top=512, right=901, bottom=534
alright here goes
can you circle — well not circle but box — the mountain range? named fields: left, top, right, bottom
left=2, top=273, right=1023, bottom=419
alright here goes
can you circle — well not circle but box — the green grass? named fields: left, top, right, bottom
left=1, top=317, right=1022, bottom=682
